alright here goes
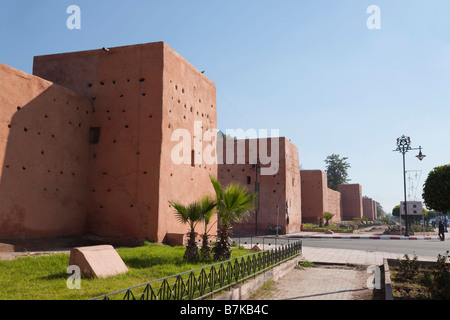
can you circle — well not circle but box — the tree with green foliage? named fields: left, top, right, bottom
left=169, top=196, right=216, bottom=261
left=423, top=164, right=450, bottom=214
left=210, top=175, right=255, bottom=261
left=324, top=154, right=351, bottom=191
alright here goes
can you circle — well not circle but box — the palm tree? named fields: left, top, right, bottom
left=323, top=212, right=335, bottom=227
left=169, top=197, right=216, bottom=261
left=210, top=175, right=255, bottom=261
left=199, top=195, right=217, bottom=259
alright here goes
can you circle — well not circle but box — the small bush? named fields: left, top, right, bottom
left=396, top=254, right=419, bottom=280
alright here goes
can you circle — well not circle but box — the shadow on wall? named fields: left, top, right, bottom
left=0, top=84, right=92, bottom=240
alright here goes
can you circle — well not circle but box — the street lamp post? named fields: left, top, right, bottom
left=393, top=135, right=426, bottom=237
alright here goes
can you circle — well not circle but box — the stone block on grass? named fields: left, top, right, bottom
left=69, top=245, right=128, bottom=279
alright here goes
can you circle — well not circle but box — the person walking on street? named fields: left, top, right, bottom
left=439, top=220, right=445, bottom=241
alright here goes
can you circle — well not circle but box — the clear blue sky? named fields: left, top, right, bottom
left=1, top=1, right=449, bottom=214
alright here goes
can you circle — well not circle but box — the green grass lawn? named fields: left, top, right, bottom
left=0, top=242, right=250, bottom=300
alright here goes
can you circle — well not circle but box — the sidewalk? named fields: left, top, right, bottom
left=252, top=246, right=437, bottom=301
left=251, top=227, right=440, bottom=301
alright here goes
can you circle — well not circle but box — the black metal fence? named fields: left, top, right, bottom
left=91, top=239, right=302, bottom=301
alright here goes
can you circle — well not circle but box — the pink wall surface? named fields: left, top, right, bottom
left=339, top=184, right=363, bottom=221
left=301, top=170, right=341, bottom=224
left=0, top=63, right=92, bottom=239
left=363, top=198, right=375, bottom=221
left=218, top=138, right=301, bottom=235
left=32, top=42, right=218, bottom=243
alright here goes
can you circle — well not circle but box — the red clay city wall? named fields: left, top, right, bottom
left=339, top=184, right=363, bottom=221
left=372, top=200, right=377, bottom=220
left=218, top=138, right=301, bottom=235
left=32, top=42, right=217, bottom=243
left=300, top=170, right=341, bottom=224
left=362, top=198, right=375, bottom=221
left=0, top=63, right=92, bottom=239
left=301, top=170, right=327, bottom=224
left=325, top=188, right=342, bottom=222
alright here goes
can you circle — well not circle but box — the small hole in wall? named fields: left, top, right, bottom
left=24, top=128, right=28, bottom=132
left=139, top=78, right=145, bottom=83
left=130, top=204, right=134, bottom=208
left=7, top=125, right=11, bottom=129
left=22, top=167, right=26, bottom=171
left=148, top=115, right=153, bottom=119
left=88, top=83, right=92, bottom=88
left=17, top=106, right=21, bottom=111
left=112, top=80, right=116, bottom=85
left=89, top=127, right=101, bottom=144
left=100, top=81, right=104, bottom=86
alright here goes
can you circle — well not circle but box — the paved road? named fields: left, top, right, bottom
left=302, top=238, right=450, bottom=260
